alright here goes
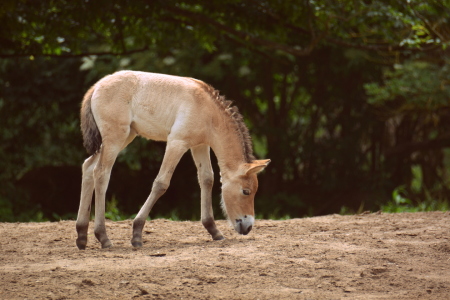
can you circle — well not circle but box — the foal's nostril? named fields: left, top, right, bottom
left=235, top=218, right=253, bottom=235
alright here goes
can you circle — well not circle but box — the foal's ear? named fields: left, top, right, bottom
left=242, top=159, right=271, bottom=176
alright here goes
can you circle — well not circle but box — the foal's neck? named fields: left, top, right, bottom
left=209, top=119, right=248, bottom=179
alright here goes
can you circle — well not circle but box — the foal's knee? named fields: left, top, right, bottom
left=199, top=171, right=213, bottom=189
left=93, top=164, right=109, bottom=186
left=152, top=180, right=169, bottom=197
left=202, top=176, right=214, bottom=189
left=81, top=157, right=96, bottom=180
left=82, top=155, right=97, bottom=173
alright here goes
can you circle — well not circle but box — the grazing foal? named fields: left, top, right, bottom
left=75, top=71, right=270, bottom=249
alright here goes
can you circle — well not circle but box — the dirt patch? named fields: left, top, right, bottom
left=1, top=211, right=449, bottom=299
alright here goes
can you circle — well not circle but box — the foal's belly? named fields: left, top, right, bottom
left=130, top=116, right=170, bottom=142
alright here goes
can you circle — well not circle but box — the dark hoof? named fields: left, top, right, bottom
left=131, top=240, right=143, bottom=248
left=101, top=240, right=112, bottom=249
left=213, top=235, right=225, bottom=241
left=76, top=238, right=87, bottom=250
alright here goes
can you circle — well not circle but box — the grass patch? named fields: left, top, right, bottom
left=381, top=185, right=449, bottom=213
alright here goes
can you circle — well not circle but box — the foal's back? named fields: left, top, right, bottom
left=90, top=71, right=213, bottom=143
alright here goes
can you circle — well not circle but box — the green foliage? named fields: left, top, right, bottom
left=104, top=197, right=131, bottom=221
left=0, top=192, right=49, bottom=222
left=255, top=211, right=291, bottom=220
left=1, top=0, right=450, bottom=222
left=155, top=210, right=182, bottom=222
left=365, top=60, right=450, bottom=108
left=339, top=202, right=366, bottom=216
left=0, top=57, right=85, bottom=181
left=2, top=0, right=448, bottom=59
left=381, top=163, right=450, bottom=213
left=381, top=185, right=449, bottom=213
left=103, top=196, right=187, bottom=221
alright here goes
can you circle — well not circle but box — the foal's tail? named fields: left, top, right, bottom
left=80, top=85, right=102, bottom=155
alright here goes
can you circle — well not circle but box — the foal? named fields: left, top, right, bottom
left=75, top=71, right=270, bottom=249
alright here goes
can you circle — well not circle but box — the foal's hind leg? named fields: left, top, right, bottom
left=191, top=145, right=224, bottom=240
left=92, top=131, right=136, bottom=249
left=76, top=131, right=136, bottom=249
left=76, top=154, right=99, bottom=250
left=91, top=144, right=122, bottom=248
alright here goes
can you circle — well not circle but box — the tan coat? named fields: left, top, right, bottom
left=76, top=71, right=269, bottom=249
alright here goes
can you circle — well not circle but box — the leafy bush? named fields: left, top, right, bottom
left=381, top=185, right=449, bottom=213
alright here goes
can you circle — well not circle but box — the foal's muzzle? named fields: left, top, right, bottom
left=235, top=215, right=254, bottom=235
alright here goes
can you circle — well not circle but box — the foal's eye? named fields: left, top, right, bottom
left=242, top=189, right=251, bottom=196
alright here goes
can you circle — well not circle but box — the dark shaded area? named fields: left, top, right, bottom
left=1, top=1, right=449, bottom=221
left=15, top=146, right=224, bottom=221
left=17, top=166, right=81, bottom=218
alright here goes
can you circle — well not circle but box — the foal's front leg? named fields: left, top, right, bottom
left=131, top=140, right=190, bottom=247
left=191, top=145, right=224, bottom=240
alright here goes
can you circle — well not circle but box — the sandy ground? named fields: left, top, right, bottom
left=0, top=211, right=449, bottom=300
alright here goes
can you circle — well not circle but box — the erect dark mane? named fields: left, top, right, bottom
left=193, top=79, right=255, bottom=163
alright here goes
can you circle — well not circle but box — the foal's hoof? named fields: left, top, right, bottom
left=131, top=240, right=143, bottom=248
left=213, top=235, right=225, bottom=241
left=76, top=238, right=87, bottom=250
left=101, top=240, right=113, bottom=249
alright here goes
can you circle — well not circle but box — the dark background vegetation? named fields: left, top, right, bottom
left=1, top=0, right=449, bottom=221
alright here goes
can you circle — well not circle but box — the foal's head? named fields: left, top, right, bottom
left=221, top=159, right=270, bottom=235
